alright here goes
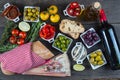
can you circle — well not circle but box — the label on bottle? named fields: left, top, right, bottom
left=108, top=28, right=120, bottom=64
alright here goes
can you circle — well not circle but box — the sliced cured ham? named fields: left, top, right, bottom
left=23, top=53, right=71, bottom=77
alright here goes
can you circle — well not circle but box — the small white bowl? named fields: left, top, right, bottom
left=3, top=3, right=20, bottom=22
left=23, top=6, right=40, bottom=22
left=63, top=3, right=85, bottom=18
left=52, top=33, right=73, bottom=53
left=39, top=22, right=55, bottom=43
left=87, top=49, right=107, bottom=70
left=80, top=28, right=101, bottom=48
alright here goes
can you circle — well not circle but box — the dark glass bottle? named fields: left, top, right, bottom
left=99, top=9, right=120, bottom=70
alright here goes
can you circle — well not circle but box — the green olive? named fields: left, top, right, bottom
left=62, top=48, right=67, bottom=51
left=61, top=40, right=66, bottom=44
left=61, top=44, right=66, bottom=48
left=90, top=53, right=97, bottom=58
left=27, top=8, right=32, bottom=12
left=24, top=16, right=29, bottom=20
left=96, top=51, right=102, bottom=56
left=56, top=42, right=60, bottom=46
left=36, top=11, right=39, bottom=15
left=89, top=58, right=94, bottom=63
left=57, top=45, right=61, bottom=49
left=98, top=60, right=104, bottom=65
left=91, top=61, right=97, bottom=66
left=30, top=17, right=35, bottom=21
left=95, top=56, right=102, bottom=61
left=28, top=12, right=33, bottom=16
left=32, top=8, right=36, bottom=13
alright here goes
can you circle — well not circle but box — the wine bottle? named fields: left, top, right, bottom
left=99, top=9, right=120, bottom=70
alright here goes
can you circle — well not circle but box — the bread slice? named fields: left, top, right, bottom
left=59, top=19, right=85, bottom=39
left=32, top=41, right=54, bottom=60
left=59, top=19, right=85, bottom=33
left=68, top=32, right=80, bottom=39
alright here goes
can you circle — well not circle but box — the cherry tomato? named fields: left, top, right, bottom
left=70, top=2, right=79, bottom=9
left=74, top=10, right=80, bottom=16
left=17, top=38, right=25, bottom=45
left=42, top=27, right=49, bottom=34
left=39, top=31, right=44, bottom=38
left=19, top=31, right=27, bottom=39
left=11, top=29, right=19, bottom=36
left=50, top=27, right=55, bottom=33
left=9, top=36, right=17, bottom=44
left=67, top=7, right=74, bottom=16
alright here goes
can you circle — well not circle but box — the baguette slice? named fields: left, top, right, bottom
left=32, top=41, right=54, bottom=60
left=68, top=32, right=80, bottom=39
left=59, top=19, right=85, bottom=33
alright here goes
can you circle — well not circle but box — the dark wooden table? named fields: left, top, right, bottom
left=0, top=0, right=120, bottom=80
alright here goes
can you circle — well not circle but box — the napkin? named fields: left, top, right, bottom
left=0, top=42, right=46, bottom=73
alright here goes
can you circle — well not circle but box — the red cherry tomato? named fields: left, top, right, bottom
left=43, top=27, right=49, bottom=34
left=39, top=30, right=44, bottom=38
left=67, top=7, right=74, bottom=16
left=74, top=10, right=80, bottom=16
left=11, top=29, right=19, bottom=36
left=19, top=31, right=27, bottom=39
left=70, top=2, right=79, bottom=9
left=50, top=27, right=55, bottom=33
left=17, top=38, right=25, bottom=45
left=9, top=36, right=17, bottom=44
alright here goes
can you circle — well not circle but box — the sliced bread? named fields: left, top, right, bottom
left=59, top=19, right=85, bottom=33
left=59, top=19, right=85, bottom=39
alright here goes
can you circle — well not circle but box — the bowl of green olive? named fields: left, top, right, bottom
left=23, top=6, right=40, bottom=22
left=87, top=49, right=107, bottom=70
left=52, top=33, right=73, bottom=53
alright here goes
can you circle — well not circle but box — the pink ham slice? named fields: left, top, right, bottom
left=23, top=53, right=71, bottom=77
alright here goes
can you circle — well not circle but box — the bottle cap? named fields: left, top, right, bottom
left=93, top=2, right=101, bottom=10
left=99, top=9, right=107, bottom=22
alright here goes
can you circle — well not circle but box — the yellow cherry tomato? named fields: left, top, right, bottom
left=48, top=5, right=58, bottom=14
left=50, top=14, right=60, bottom=23
left=40, top=11, right=50, bottom=21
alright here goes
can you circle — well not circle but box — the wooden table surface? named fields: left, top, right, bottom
left=0, top=0, right=120, bottom=80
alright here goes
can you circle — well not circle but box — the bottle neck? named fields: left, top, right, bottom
left=99, top=9, right=107, bottom=22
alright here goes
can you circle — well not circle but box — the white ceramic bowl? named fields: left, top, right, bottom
left=23, top=6, right=40, bottom=22
left=63, top=3, right=85, bottom=18
left=80, top=28, right=101, bottom=48
left=3, top=3, right=20, bottom=22
left=52, top=33, right=73, bottom=53
left=39, top=22, right=55, bottom=43
left=87, top=49, right=107, bottom=70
